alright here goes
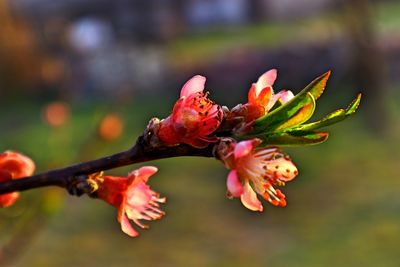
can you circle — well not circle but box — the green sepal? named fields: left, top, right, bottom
left=252, top=71, right=331, bottom=134
left=254, top=131, right=329, bottom=147
left=287, top=93, right=362, bottom=132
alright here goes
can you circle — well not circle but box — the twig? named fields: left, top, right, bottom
left=0, top=134, right=214, bottom=195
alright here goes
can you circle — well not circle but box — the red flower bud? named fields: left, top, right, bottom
left=0, top=151, right=35, bottom=207
left=231, top=69, right=294, bottom=124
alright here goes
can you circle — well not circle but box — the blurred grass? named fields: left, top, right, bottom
left=0, top=93, right=399, bottom=267
left=167, top=1, right=400, bottom=66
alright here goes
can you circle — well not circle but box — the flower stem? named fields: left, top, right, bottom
left=0, top=136, right=214, bottom=195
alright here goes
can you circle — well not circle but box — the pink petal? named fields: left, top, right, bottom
left=0, top=151, right=35, bottom=178
left=226, top=170, right=244, bottom=197
left=180, top=75, right=206, bottom=98
left=247, top=84, right=257, bottom=103
left=126, top=182, right=153, bottom=207
left=197, top=105, right=222, bottom=136
left=266, top=90, right=295, bottom=111
left=119, top=212, right=139, bottom=237
left=234, top=140, right=254, bottom=159
left=256, top=86, right=273, bottom=107
left=240, top=181, right=263, bottom=212
left=255, top=69, right=277, bottom=96
left=138, top=166, right=158, bottom=183
left=265, top=156, right=298, bottom=182
left=276, top=90, right=294, bottom=104
left=128, top=166, right=158, bottom=183
left=234, top=139, right=262, bottom=159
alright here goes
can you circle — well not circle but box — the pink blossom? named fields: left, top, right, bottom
left=97, top=166, right=166, bottom=237
left=0, top=151, right=35, bottom=207
left=221, top=139, right=298, bottom=211
left=232, top=69, right=295, bottom=123
left=158, top=75, right=223, bottom=148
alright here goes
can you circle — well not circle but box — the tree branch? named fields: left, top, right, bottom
left=0, top=135, right=214, bottom=195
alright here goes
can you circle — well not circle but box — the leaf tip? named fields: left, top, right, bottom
left=345, top=92, right=362, bottom=115
left=319, top=132, right=329, bottom=138
left=320, top=70, right=332, bottom=86
left=326, top=70, right=332, bottom=77
left=310, top=70, right=331, bottom=100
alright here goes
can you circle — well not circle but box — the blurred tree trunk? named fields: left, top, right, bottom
left=248, top=0, right=266, bottom=22
left=341, top=0, right=388, bottom=134
left=0, top=1, right=41, bottom=97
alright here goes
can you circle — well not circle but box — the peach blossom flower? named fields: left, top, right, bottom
left=232, top=69, right=295, bottom=123
left=158, top=75, right=223, bottom=148
left=221, top=139, right=298, bottom=211
left=0, top=151, right=35, bottom=207
left=97, top=166, right=166, bottom=237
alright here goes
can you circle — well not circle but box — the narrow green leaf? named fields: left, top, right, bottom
left=268, top=99, right=283, bottom=112
left=309, top=70, right=331, bottom=100
left=276, top=93, right=316, bottom=130
left=256, top=131, right=329, bottom=146
left=287, top=93, right=362, bottom=132
left=288, top=109, right=345, bottom=132
left=345, top=93, right=362, bottom=115
left=252, top=71, right=331, bottom=133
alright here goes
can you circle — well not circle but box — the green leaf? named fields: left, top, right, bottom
left=268, top=99, right=283, bottom=112
left=256, top=131, right=329, bottom=146
left=287, top=93, right=362, bottom=132
left=252, top=71, right=331, bottom=134
left=345, top=93, right=362, bottom=115
left=308, top=70, right=331, bottom=100
left=276, top=93, right=316, bottom=130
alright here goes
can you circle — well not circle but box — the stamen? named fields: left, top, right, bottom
left=133, top=218, right=149, bottom=229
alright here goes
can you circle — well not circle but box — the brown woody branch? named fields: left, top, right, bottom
left=0, top=134, right=214, bottom=195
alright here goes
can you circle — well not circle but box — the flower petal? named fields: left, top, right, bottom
left=234, top=139, right=262, bottom=159
left=0, top=192, right=19, bottom=208
left=127, top=166, right=158, bottom=184
left=276, top=90, right=294, bottom=103
left=240, top=181, right=263, bottom=212
left=266, top=90, right=295, bottom=111
left=126, top=182, right=153, bottom=207
left=265, top=156, right=298, bottom=182
left=256, top=86, right=273, bottom=107
left=247, top=84, right=257, bottom=104
left=234, top=140, right=254, bottom=159
left=137, top=166, right=158, bottom=183
left=0, top=151, right=35, bottom=178
left=119, top=211, right=139, bottom=237
left=226, top=170, right=243, bottom=197
left=180, top=75, right=206, bottom=98
left=255, top=69, right=277, bottom=96
left=0, top=170, right=20, bottom=208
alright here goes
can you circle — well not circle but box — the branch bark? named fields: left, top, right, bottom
left=0, top=135, right=214, bottom=195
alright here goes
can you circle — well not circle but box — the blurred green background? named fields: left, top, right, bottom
left=1, top=0, right=400, bottom=266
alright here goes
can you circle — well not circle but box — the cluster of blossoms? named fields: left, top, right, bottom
left=153, top=68, right=359, bottom=214
left=0, top=68, right=360, bottom=237
left=156, top=69, right=301, bottom=212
